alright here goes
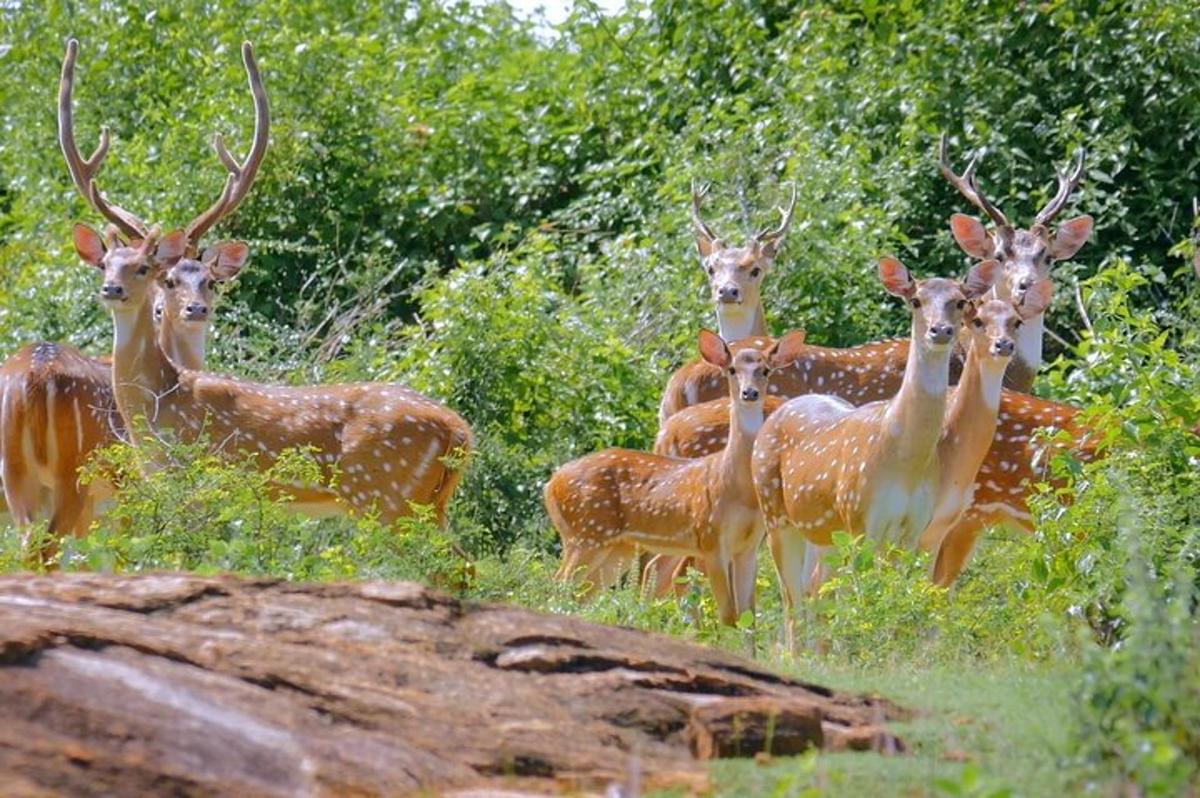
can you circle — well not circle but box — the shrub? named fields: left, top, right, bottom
left=1073, top=489, right=1200, bottom=793
left=44, top=437, right=462, bottom=585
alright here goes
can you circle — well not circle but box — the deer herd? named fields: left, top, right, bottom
left=0, top=41, right=472, bottom=564
left=547, top=133, right=1102, bottom=641
left=0, top=39, right=1159, bottom=646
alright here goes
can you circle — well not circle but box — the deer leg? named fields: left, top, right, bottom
left=641, top=554, right=686, bottom=599
left=731, top=545, right=759, bottom=620
left=670, top=556, right=699, bottom=596
left=639, top=553, right=664, bottom=597
left=50, top=482, right=92, bottom=539
left=801, top=542, right=832, bottom=597
left=2, top=459, right=39, bottom=528
left=703, top=550, right=738, bottom=626
left=563, top=545, right=610, bottom=598
left=933, top=516, right=986, bottom=587
left=769, top=529, right=810, bottom=652
left=582, top=543, right=636, bottom=598
left=556, top=543, right=583, bottom=581
left=6, top=469, right=54, bottom=569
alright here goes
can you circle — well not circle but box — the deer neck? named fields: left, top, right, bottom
left=989, top=284, right=1043, bottom=386
left=940, top=342, right=1006, bottom=475
left=716, top=301, right=767, bottom=342
left=111, top=299, right=181, bottom=430
left=157, top=317, right=208, bottom=371
left=884, top=323, right=952, bottom=464
left=719, top=393, right=763, bottom=497
left=1016, top=313, right=1043, bottom=370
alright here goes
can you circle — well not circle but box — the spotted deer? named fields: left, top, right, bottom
left=915, top=283, right=1055, bottom=553
left=938, top=135, right=1092, bottom=391
left=0, top=39, right=247, bottom=560
left=546, top=330, right=806, bottom=624
left=752, top=258, right=997, bottom=645
left=79, top=221, right=473, bottom=525
left=657, top=182, right=803, bottom=423
left=659, top=141, right=1092, bottom=432
left=930, top=395, right=1095, bottom=585
left=68, top=44, right=472, bottom=528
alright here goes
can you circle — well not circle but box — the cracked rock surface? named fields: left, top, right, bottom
left=0, top=572, right=904, bottom=796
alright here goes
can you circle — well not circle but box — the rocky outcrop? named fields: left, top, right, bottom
left=0, top=573, right=904, bottom=796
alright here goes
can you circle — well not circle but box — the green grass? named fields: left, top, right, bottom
left=716, top=661, right=1078, bottom=797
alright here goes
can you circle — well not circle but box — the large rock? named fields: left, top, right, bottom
left=0, top=573, right=904, bottom=796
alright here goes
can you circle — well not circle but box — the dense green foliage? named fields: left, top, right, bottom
left=2, top=1, right=1199, bottom=793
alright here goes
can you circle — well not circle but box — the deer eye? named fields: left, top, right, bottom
left=707, top=266, right=715, bottom=276
left=136, top=265, right=149, bottom=276
left=910, top=298, right=921, bottom=309
left=1014, top=319, right=1023, bottom=329
left=956, top=300, right=967, bottom=310
left=727, top=367, right=735, bottom=375
left=972, top=318, right=983, bottom=328
left=164, top=278, right=176, bottom=289
left=207, top=280, right=218, bottom=290
left=750, top=267, right=761, bottom=278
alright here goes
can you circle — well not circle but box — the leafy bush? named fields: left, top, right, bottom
left=387, top=236, right=666, bottom=551
left=11, top=437, right=468, bottom=587
left=1073, top=492, right=1200, bottom=794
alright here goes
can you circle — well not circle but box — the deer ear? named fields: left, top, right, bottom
left=767, top=329, right=807, bottom=369
left=696, top=232, right=723, bottom=259
left=203, top=241, right=250, bottom=281
left=962, top=259, right=999, bottom=299
left=1049, top=215, right=1093, bottom=260
left=949, top=213, right=994, bottom=259
left=155, top=229, right=188, bottom=266
left=73, top=223, right=106, bottom=268
left=754, top=238, right=783, bottom=260
left=1017, top=279, right=1054, bottom=320
left=698, top=330, right=732, bottom=369
left=878, top=257, right=915, bottom=298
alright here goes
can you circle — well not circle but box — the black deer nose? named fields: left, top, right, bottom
left=928, top=323, right=956, bottom=344
left=718, top=284, right=741, bottom=303
left=741, top=387, right=760, bottom=401
left=992, top=338, right=1015, bottom=356
left=101, top=284, right=125, bottom=300
left=1017, top=277, right=1033, bottom=291
left=185, top=303, right=210, bottom=318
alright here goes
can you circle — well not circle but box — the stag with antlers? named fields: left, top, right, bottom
left=938, top=135, right=1093, bottom=391
left=0, top=40, right=259, bottom=563
left=65, top=40, right=472, bottom=529
left=657, top=182, right=810, bottom=422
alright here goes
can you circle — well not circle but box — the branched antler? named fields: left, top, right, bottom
left=754, top=182, right=797, bottom=248
left=691, top=179, right=722, bottom=245
left=938, top=133, right=1011, bottom=229
left=1033, top=148, right=1086, bottom=228
left=183, top=41, right=270, bottom=251
left=59, top=39, right=149, bottom=240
